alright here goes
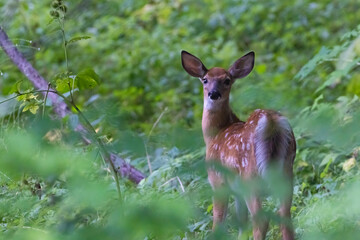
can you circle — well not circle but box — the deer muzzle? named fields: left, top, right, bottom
left=208, top=91, right=221, bottom=100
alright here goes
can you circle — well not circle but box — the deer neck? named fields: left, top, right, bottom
left=202, top=99, right=240, bottom=145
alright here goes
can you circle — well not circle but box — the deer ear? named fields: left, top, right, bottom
left=181, top=50, right=208, bottom=78
left=228, top=51, right=255, bottom=79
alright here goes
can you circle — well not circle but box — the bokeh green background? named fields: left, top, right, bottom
left=1, top=0, right=360, bottom=239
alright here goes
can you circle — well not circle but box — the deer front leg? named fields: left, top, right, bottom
left=208, top=169, right=229, bottom=230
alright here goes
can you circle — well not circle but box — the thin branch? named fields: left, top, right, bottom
left=58, top=18, right=69, bottom=73
left=159, top=177, right=177, bottom=188
left=42, top=83, right=51, bottom=118
left=148, top=107, right=168, bottom=140
left=176, top=176, right=185, bottom=193
left=159, top=176, right=186, bottom=193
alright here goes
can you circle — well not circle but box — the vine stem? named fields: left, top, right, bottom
left=60, top=87, right=122, bottom=202
left=71, top=103, right=123, bottom=202
left=58, top=18, right=69, bottom=73
left=42, top=83, right=51, bottom=118
left=56, top=10, right=121, bottom=200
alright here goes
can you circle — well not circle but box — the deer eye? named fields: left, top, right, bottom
left=203, top=78, right=208, bottom=84
left=224, top=78, right=231, bottom=85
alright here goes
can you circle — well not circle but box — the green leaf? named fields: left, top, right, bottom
left=17, top=93, right=37, bottom=102
left=8, top=81, right=22, bottom=94
left=75, top=68, right=101, bottom=90
left=29, top=105, right=39, bottom=114
left=320, top=158, right=333, bottom=179
left=55, top=78, right=71, bottom=93
left=316, top=57, right=360, bottom=92
left=206, top=203, right=213, bottom=213
left=311, top=94, right=324, bottom=111
left=66, top=36, right=91, bottom=45
left=320, top=154, right=337, bottom=167
left=22, top=103, right=39, bottom=114
left=295, top=46, right=331, bottom=81
left=295, top=44, right=347, bottom=83
left=22, top=104, right=30, bottom=112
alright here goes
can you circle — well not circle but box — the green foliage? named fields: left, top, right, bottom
left=54, top=68, right=100, bottom=93
left=2, top=0, right=360, bottom=132
left=66, top=36, right=91, bottom=46
left=0, top=128, right=196, bottom=240
left=17, top=92, right=41, bottom=114
left=75, top=68, right=101, bottom=90
left=1, top=0, right=360, bottom=240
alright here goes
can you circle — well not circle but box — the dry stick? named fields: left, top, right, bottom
left=176, top=176, right=185, bottom=193
left=0, top=26, right=145, bottom=184
left=159, top=176, right=185, bottom=193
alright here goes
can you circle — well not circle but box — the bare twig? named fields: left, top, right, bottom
left=159, top=177, right=177, bottom=188
left=159, top=176, right=186, bottom=193
left=176, top=176, right=185, bottom=193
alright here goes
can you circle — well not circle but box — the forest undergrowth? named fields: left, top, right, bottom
left=1, top=1, right=360, bottom=239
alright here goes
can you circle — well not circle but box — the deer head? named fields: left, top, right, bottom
left=181, top=51, right=255, bottom=111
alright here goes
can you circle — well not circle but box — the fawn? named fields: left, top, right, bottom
left=181, top=50, right=296, bottom=240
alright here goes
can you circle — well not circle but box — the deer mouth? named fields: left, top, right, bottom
left=204, top=97, right=224, bottom=111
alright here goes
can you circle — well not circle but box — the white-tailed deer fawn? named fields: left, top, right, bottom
left=181, top=51, right=296, bottom=240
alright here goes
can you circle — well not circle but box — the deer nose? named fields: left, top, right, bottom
left=208, top=91, right=221, bottom=100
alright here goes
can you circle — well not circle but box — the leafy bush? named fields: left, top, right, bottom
left=1, top=0, right=360, bottom=239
